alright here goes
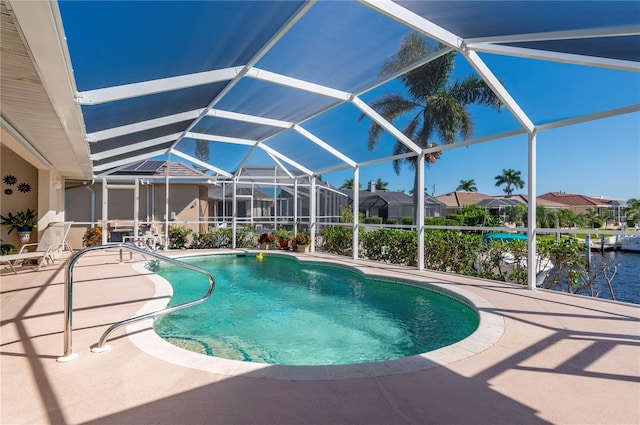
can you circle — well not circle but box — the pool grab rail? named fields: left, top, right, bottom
left=57, top=243, right=215, bottom=362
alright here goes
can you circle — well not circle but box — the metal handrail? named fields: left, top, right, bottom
left=57, top=243, right=215, bottom=362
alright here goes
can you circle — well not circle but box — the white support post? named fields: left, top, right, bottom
left=293, top=179, right=298, bottom=236
left=527, top=131, right=538, bottom=290
left=310, top=176, right=317, bottom=252
left=232, top=177, right=238, bottom=249
left=353, top=166, right=359, bottom=260
left=417, top=153, right=425, bottom=270
left=134, top=178, right=140, bottom=238
left=164, top=154, right=170, bottom=250
left=102, top=177, right=108, bottom=245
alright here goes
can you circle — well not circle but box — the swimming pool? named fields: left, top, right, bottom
left=153, top=254, right=479, bottom=366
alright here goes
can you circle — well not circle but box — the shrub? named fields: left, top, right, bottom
left=168, top=226, right=192, bottom=249
left=385, top=218, right=398, bottom=225
left=361, top=228, right=417, bottom=266
left=258, top=232, right=276, bottom=244
left=82, top=227, right=106, bottom=247
left=401, top=217, right=413, bottom=225
left=363, top=217, right=383, bottom=224
left=318, top=226, right=353, bottom=256
left=295, top=232, right=311, bottom=245
left=0, top=244, right=16, bottom=255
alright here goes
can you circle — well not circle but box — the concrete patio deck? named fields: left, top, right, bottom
left=1, top=249, right=638, bottom=424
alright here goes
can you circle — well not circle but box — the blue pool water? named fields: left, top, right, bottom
left=153, top=255, right=479, bottom=366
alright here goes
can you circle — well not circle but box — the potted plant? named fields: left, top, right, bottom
left=82, top=227, right=107, bottom=247
left=0, top=209, right=38, bottom=243
left=258, top=232, right=275, bottom=250
left=274, top=228, right=292, bottom=250
left=294, top=232, right=311, bottom=253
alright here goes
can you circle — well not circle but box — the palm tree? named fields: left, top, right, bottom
left=456, top=179, right=477, bottom=192
left=624, top=198, right=640, bottom=227
left=340, top=178, right=361, bottom=190
left=194, top=139, right=210, bottom=173
left=360, top=32, right=501, bottom=220
left=375, top=178, right=389, bottom=191
left=494, top=169, right=524, bottom=197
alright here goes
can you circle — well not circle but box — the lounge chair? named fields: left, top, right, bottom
left=0, top=221, right=72, bottom=273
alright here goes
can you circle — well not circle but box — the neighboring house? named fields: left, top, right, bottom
left=538, top=192, right=628, bottom=223
left=538, top=192, right=615, bottom=215
left=342, top=181, right=447, bottom=222
left=436, top=191, right=492, bottom=216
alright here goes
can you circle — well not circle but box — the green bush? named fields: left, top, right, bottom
left=423, top=230, right=483, bottom=275
left=318, top=226, right=353, bottom=256
left=401, top=217, right=413, bottom=225
left=385, top=218, right=398, bottom=225
left=425, top=217, right=460, bottom=226
left=363, top=217, right=383, bottom=224
left=168, top=226, right=192, bottom=249
left=361, top=228, right=417, bottom=266
left=0, top=243, right=16, bottom=255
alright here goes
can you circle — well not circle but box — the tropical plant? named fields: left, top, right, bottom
left=494, top=169, right=524, bottom=197
left=456, top=179, right=477, bottom=192
left=82, top=227, right=106, bottom=247
left=374, top=178, right=389, bottom=191
left=503, top=204, right=527, bottom=226
left=168, top=226, right=192, bottom=249
left=0, top=209, right=38, bottom=233
left=340, top=178, right=361, bottom=189
left=536, top=205, right=558, bottom=228
left=458, top=204, right=498, bottom=227
left=258, top=232, right=276, bottom=244
left=194, top=139, right=210, bottom=173
left=294, top=232, right=311, bottom=246
left=360, top=31, right=501, bottom=220
left=583, top=208, right=603, bottom=229
left=624, top=198, right=640, bottom=226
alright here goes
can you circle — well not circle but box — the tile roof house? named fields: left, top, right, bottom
left=435, top=191, right=492, bottom=215
left=342, top=181, right=447, bottom=222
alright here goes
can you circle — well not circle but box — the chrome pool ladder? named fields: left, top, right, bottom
left=57, top=243, right=215, bottom=362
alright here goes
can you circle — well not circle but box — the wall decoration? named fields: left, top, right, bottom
left=3, top=175, right=17, bottom=185
left=4, top=189, right=13, bottom=195
left=17, top=182, right=32, bottom=193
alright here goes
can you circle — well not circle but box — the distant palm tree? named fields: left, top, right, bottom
left=375, top=178, right=389, bottom=191
left=625, top=198, right=640, bottom=226
left=340, top=178, right=361, bottom=190
left=360, top=32, right=501, bottom=219
left=456, top=179, right=477, bottom=192
left=194, top=139, right=210, bottom=173
left=494, top=169, right=524, bottom=197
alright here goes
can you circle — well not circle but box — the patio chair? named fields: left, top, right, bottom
left=0, top=221, right=72, bottom=273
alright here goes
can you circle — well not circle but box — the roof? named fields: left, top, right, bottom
left=2, top=1, right=638, bottom=182
left=538, top=192, right=611, bottom=207
left=436, top=191, right=492, bottom=208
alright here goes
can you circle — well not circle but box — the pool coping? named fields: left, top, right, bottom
left=126, top=250, right=505, bottom=381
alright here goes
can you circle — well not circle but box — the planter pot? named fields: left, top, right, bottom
left=259, top=242, right=271, bottom=250
left=278, top=239, right=290, bottom=250
left=296, top=244, right=309, bottom=253
left=17, top=231, right=31, bottom=244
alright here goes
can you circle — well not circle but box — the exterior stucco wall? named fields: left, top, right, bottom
left=0, top=145, right=38, bottom=247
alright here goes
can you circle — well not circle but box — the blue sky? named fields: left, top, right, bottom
left=58, top=1, right=639, bottom=201
left=303, top=54, right=640, bottom=201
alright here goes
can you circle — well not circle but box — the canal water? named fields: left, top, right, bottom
left=547, top=250, right=640, bottom=305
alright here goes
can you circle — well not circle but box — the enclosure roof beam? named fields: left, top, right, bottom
left=76, top=67, right=240, bottom=105
left=93, top=149, right=168, bottom=172
left=90, top=133, right=182, bottom=161
left=85, top=110, right=202, bottom=142
left=170, top=149, right=233, bottom=178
